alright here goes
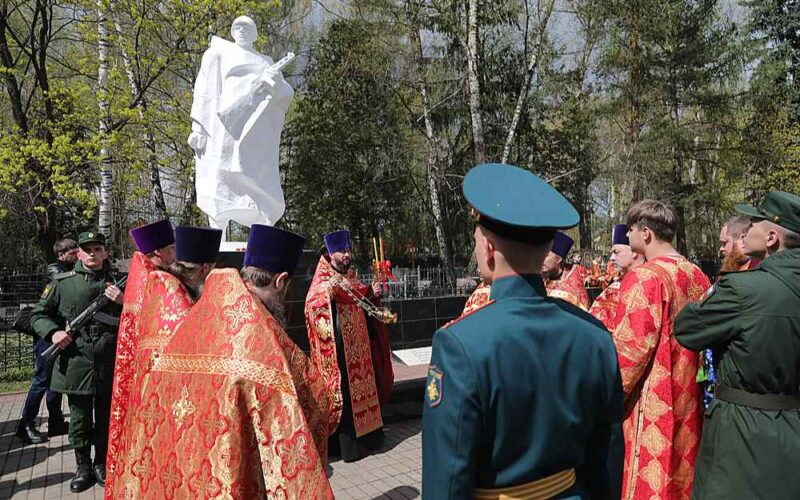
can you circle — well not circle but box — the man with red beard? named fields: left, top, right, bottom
left=676, top=192, right=800, bottom=500
left=718, top=215, right=760, bottom=273
left=305, top=230, right=393, bottom=462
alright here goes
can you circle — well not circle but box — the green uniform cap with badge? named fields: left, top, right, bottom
left=735, top=191, right=800, bottom=234
left=463, top=163, right=579, bottom=242
left=78, top=231, right=107, bottom=247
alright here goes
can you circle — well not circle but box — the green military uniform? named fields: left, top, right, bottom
left=674, top=191, right=800, bottom=500
left=30, top=232, right=121, bottom=471
left=422, top=164, right=624, bottom=500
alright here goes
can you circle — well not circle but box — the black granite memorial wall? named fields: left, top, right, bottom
left=218, top=249, right=468, bottom=352
left=217, top=250, right=611, bottom=353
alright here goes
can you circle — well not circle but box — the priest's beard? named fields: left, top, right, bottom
left=168, top=262, right=206, bottom=299
left=542, top=266, right=562, bottom=280
left=262, top=293, right=288, bottom=330
left=331, top=260, right=351, bottom=274
left=720, top=245, right=748, bottom=273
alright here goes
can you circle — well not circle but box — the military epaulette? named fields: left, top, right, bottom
left=53, top=271, right=76, bottom=280
left=442, top=299, right=496, bottom=329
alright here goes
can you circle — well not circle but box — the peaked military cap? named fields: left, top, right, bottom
left=463, top=163, right=579, bottom=243
left=736, top=191, right=800, bottom=234
left=78, top=231, right=106, bottom=246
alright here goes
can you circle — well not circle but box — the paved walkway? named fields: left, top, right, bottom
left=0, top=391, right=422, bottom=500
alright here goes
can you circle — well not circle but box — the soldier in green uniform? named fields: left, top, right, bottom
left=31, top=231, right=124, bottom=493
left=422, top=163, right=624, bottom=500
left=674, top=191, right=800, bottom=500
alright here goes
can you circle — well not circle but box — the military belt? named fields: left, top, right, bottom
left=715, top=384, right=800, bottom=410
left=474, top=468, right=575, bottom=500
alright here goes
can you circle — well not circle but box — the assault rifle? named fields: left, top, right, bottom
left=42, top=275, right=127, bottom=364
left=216, top=52, right=296, bottom=139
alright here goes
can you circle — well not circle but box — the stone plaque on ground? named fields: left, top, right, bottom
left=392, top=347, right=432, bottom=366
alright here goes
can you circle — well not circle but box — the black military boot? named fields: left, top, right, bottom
left=93, top=462, right=106, bottom=486
left=47, top=418, right=69, bottom=438
left=15, top=422, right=47, bottom=445
left=70, top=449, right=95, bottom=493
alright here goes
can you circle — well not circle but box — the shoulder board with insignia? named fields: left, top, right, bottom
left=442, top=299, right=496, bottom=329
left=53, top=271, right=76, bottom=280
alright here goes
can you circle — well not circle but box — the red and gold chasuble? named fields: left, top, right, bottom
left=113, top=268, right=333, bottom=499
left=274, top=324, right=335, bottom=462
left=461, top=282, right=491, bottom=316
left=305, top=256, right=383, bottom=438
left=588, top=280, right=621, bottom=330
left=109, top=269, right=194, bottom=500
left=545, top=265, right=590, bottom=310
left=105, top=252, right=156, bottom=495
left=612, top=256, right=710, bottom=500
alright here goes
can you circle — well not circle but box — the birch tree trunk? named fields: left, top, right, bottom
left=466, top=0, right=486, bottom=163
left=113, top=13, right=168, bottom=219
left=409, top=5, right=455, bottom=288
left=501, top=0, right=555, bottom=164
left=629, top=10, right=642, bottom=202
left=97, top=0, right=113, bottom=238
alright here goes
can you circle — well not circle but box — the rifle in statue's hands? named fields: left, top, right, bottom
left=217, top=52, right=296, bottom=139
left=42, top=275, right=128, bottom=364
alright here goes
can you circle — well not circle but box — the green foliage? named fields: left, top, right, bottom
left=0, top=367, right=36, bottom=394
left=0, top=367, right=35, bottom=384
left=595, top=0, right=751, bottom=257
left=286, top=18, right=414, bottom=257
left=1, top=0, right=798, bottom=270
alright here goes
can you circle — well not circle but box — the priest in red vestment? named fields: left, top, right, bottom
left=105, top=219, right=174, bottom=494
left=542, top=232, right=590, bottom=310
left=460, top=280, right=491, bottom=316
left=305, top=230, right=393, bottom=462
left=611, top=200, right=710, bottom=500
left=239, top=224, right=337, bottom=463
left=109, top=226, right=220, bottom=499
left=113, top=227, right=332, bottom=499
left=589, top=224, right=645, bottom=330
left=719, top=215, right=761, bottom=273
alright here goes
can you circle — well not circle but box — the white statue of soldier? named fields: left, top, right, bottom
left=188, top=16, right=294, bottom=237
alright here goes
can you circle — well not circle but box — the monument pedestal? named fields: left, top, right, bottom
left=217, top=241, right=247, bottom=268
left=220, top=241, right=247, bottom=252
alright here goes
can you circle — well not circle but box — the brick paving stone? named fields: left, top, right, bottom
left=0, top=392, right=423, bottom=499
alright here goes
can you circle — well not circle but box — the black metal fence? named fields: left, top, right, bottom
left=0, top=269, right=46, bottom=372
left=0, top=260, right=619, bottom=373
left=0, top=263, right=475, bottom=373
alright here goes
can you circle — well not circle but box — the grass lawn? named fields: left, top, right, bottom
left=0, top=367, right=35, bottom=394
left=0, top=380, right=29, bottom=394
